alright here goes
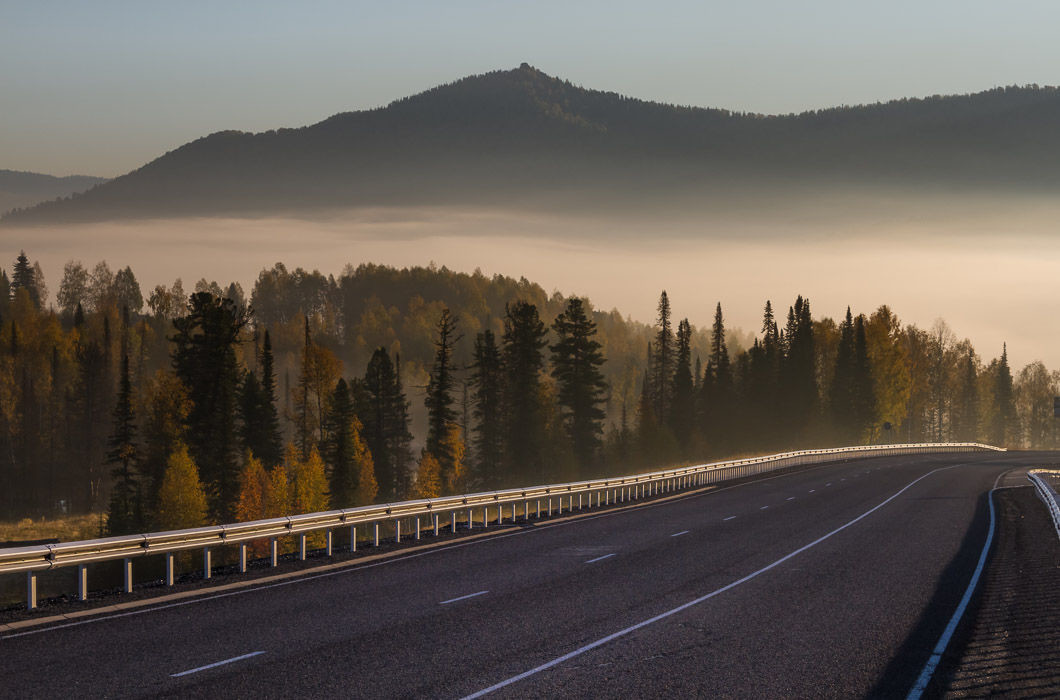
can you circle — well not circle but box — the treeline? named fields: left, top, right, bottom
left=0, top=250, right=1054, bottom=532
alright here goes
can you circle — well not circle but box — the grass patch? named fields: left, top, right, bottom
left=0, top=513, right=103, bottom=544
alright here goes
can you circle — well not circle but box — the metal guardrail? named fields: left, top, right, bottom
left=2, top=442, right=1002, bottom=610
left=1027, top=469, right=1060, bottom=542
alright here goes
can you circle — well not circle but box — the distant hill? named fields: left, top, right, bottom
left=6, top=64, right=1060, bottom=224
left=0, top=170, right=107, bottom=217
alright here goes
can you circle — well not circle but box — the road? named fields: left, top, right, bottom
left=1, top=450, right=1052, bottom=698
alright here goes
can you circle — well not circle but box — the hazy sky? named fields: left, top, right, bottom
left=3, top=1, right=1059, bottom=176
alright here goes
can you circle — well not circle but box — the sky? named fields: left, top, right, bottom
left=3, top=1, right=1060, bottom=177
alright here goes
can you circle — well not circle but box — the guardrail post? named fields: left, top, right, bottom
left=536, top=499, right=541, bottom=518
left=270, top=538, right=278, bottom=567
left=523, top=500, right=529, bottom=519
left=27, top=571, right=37, bottom=611
left=239, top=543, right=247, bottom=573
left=434, top=513, right=440, bottom=536
left=467, top=508, right=473, bottom=529
left=483, top=507, right=489, bottom=527
left=123, top=558, right=133, bottom=593
left=396, top=519, right=402, bottom=542
left=374, top=522, right=380, bottom=546
left=548, top=497, right=553, bottom=516
left=78, top=564, right=88, bottom=601
left=451, top=511, right=457, bottom=533
left=350, top=525, right=357, bottom=552
left=557, top=497, right=562, bottom=515
left=166, top=553, right=175, bottom=585
left=415, top=518, right=421, bottom=540
left=203, top=548, right=212, bottom=579
left=299, top=533, right=307, bottom=560
left=326, top=529, right=333, bottom=556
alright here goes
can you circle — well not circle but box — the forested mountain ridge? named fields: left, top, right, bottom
left=0, top=170, right=106, bottom=217
left=6, top=65, right=1060, bottom=223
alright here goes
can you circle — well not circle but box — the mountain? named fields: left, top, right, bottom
left=0, top=170, right=107, bottom=217
left=6, top=64, right=1060, bottom=224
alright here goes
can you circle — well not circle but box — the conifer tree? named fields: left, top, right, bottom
left=155, top=443, right=208, bottom=530
left=106, top=351, right=141, bottom=534
left=650, top=291, right=674, bottom=420
left=952, top=350, right=979, bottom=441
left=0, top=270, right=10, bottom=315
left=424, top=308, right=460, bottom=488
left=670, top=318, right=695, bottom=450
left=325, top=378, right=378, bottom=506
left=11, top=251, right=40, bottom=309
left=501, top=300, right=549, bottom=483
left=257, top=330, right=283, bottom=466
left=362, top=347, right=413, bottom=501
left=550, top=297, right=608, bottom=471
left=829, top=308, right=856, bottom=440
left=171, top=292, right=249, bottom=519
left=991, top=344, right=1016, bottom=445
left=469, top=330, right=504, bottom=489
left=851, top=314, right=876, bottom=440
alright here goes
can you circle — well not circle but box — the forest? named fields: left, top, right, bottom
left=0, top=250, right=1048, bottom=536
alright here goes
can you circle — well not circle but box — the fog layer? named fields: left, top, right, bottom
left=6, top=191, right=1058, bottom=369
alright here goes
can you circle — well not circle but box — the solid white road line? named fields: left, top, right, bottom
left=170, top=651, right=264, bottom=678
left=671, top=530, right=690, bottom=537
left=440, top=590, right=489, bottom=606
left=585, top=554, right=616, bottom=564
left=906, top=489, right=997, bottom=699
left=461, top=463, right=970, bottom=700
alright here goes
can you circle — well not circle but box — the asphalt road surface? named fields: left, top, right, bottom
left=2, top=450, right=1054, bottom=699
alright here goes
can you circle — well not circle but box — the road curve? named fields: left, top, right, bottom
left=1, top=450, right=1050, bottom=698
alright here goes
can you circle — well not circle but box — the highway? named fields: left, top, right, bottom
left=0, top=450, right=1050, bottom=698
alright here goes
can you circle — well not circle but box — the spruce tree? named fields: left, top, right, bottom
left=851, top=314, right=876, bottom=441
left=362, top=347, right=413, bottom=501
left=670, top=318, right=695, bottom=450
left=991, top=344, right=1015, bottom=445
left=170, top=291, right=250, bottom=519
left=952, top=350, right=979, bottom=441
left=11, top=251, right=40, bottom=309
left=106, top=351, right=141, bottom=534
left=258, top=330, right=283, bottom=467
left=501, top=301, right=549, bottom=483
left=829, top=308, right=856, bottom=441
left=424, top=308, right=460, bottom=489
left=325, top=378, right=368, bottom=507
left=550, top=297, right=608, bottom=471
left=469, top=330, right=504, bottom=489
left=650, top=291, right=674, bottom=421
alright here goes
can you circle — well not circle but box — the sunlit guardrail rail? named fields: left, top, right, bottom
left=2, top=442, right=1002, bottom=610
left=1027, top=469, right=1060, bottom=541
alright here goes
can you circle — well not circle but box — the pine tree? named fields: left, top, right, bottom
left=106, top=351, right=141, bottom=534
left=670, top=318, right=695, bottom=450
left=424, top=308, right=460, bottom=488
left=702, top=303, right=734, bottom=452
left=325, top=378, right=378, bottom=507
left=155, top=443, right=208, bottom=530
left=469, top=330, right=504, bottom=489
left=501, top=301, right=549, bottom=483
left=550, top=297, right=608, bottom=471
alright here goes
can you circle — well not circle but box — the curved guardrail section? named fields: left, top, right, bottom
left=2, top=442, right=1003, bottom=610
left=1027, top=469, right=1060, bottom=542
